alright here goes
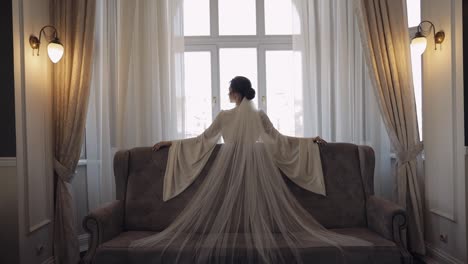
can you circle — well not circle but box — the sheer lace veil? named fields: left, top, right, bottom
left=130, top=99, right=374, bottom=263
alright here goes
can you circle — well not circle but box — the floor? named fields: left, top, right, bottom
left=80, top=251, right=429, bottom=263
left=414, top=256, right=428, bottom=264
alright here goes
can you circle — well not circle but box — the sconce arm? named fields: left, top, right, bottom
left=417, top=20, right=445, bottom=50
left=37, top=25, right=59, bottom=44
left=418, top=20, right=436, bottom=39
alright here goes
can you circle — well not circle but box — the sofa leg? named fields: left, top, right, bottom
left=79, top=252, right=92, bottom=264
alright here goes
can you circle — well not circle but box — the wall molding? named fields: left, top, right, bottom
left=29, top=219, right=51, bottom=233
left=79, top=233, right=90, bottom=252
left=429, top=209, right=456, bottom=223
left=13, top=0, right=54, bottom=236
left=41, top=256, right=54, bottom=264
left=421, top=0, right=462, bottom=228
left=0, top=157, right=16, bottom=167
left=426, top=243, right=464, bottom=264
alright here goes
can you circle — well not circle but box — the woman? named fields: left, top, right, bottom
left=153, top=77, right=327, bottom=151
left=131, top=76, right=372, bottom=263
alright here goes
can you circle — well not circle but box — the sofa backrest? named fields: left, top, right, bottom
left=117, top=143, right=375, bottom=231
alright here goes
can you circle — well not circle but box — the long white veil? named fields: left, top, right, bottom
left=130, top=99, right=374, bottom=263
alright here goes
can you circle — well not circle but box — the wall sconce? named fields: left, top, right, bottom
left=410, top=20, right=445, bottom=55
left=29, top=25, right=64, bottom=63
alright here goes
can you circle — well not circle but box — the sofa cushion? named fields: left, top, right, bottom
left=124, top=146, right=222, bottom=232
left=285, top=143, right=368, bottom=228
left=93, top=228, right=401, bottom=264
left=123, top=143, right=367, bottom=231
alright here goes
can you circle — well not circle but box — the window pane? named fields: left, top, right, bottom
left=80, top=139, right=86, bottom=159
left=219, top=0, right=256, bottom=35
left=219, top=48, right=258, bottom=110
left=410, top=48, right=423, bottom=139
left=184, top=52, right=212, bottom=137
left=265, top=0, right=293, bottom=35
left=266, top=50, right=300, bottom=136
left=184, top=0, right=210, bottom=36
left=406, top=0, right=421, bottom=28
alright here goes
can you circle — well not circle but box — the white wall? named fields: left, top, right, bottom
left=421, top=0, right=466, bottom=262
left=12, top=0, right=55, bottom=263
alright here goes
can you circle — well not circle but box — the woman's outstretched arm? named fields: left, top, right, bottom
left=258, top=110, right=327, bottom=144
left=152, top=111, right=224, bottom=152
left=259, top=110, right=327, bottom=196
left=156, top=111, right=224, bottom=201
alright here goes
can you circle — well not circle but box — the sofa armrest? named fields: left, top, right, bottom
left=366, top=195, right=413, bottom=263
left=366, top=195, right=407, bottom=244
left=80, top=200, right=124, bottom=264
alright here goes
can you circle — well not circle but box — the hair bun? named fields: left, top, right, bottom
left=229, top=76, right=256, bottom=101
left=245, top=87, right=255, bottom=100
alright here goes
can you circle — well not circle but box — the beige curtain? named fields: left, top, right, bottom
left=51, top=0, right=96, bottom=263
left=354, top=0, right=425, bottom=255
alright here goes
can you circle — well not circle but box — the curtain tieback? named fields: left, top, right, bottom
left=396, top=142, right=424, bottom=166
left=54, top=159, right=75, bottom=182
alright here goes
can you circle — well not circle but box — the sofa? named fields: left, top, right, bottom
left=81, top=143, right=412, bottom=264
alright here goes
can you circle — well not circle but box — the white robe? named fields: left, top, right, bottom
left=163, top=107, right=326, bottom=201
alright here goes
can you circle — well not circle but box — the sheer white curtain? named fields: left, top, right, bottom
left=87, top=0, right=394, bottom=207
left=292, top=0, right=393, bottom=198
left=86, top=0, right=185, bottom=206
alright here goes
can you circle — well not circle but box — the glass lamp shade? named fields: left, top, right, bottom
left=410, top=36, right=427, bottom=56
left=47, top=39, right=64, bottom=63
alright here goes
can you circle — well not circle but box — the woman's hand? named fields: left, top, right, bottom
left=152, top=141, right=172, bottom=151
left=313, top=136, right=327, bottom=144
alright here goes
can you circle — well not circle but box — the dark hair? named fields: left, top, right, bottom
left=230, top=76, right=256, bottom=100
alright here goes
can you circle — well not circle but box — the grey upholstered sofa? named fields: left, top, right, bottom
left=81, top=143, right=412, bottom=264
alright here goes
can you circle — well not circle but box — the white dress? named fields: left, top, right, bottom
left=131, top=99, right=372, bottom=264
left=163, top=104, right=326, bottom=202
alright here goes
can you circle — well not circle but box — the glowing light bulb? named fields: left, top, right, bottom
left=47, top=39, right=64, bottom=63
left=410, top=35, right=427, bottom=56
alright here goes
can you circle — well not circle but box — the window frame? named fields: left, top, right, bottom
left=184, top=0, right=293, bottom=120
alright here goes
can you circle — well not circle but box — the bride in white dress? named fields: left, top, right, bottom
left=131, top=76, right=373, bottom=263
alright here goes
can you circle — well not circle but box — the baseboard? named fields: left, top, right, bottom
left=39, top=235, right=88, bottom=263
left=79, top=233, right=90, bottom=252
left=425, top=243, right=464, bottom=264
left=0, top=157, right=16, bottom=167
left=41, top=256, right=54, bottom=264
left=43, top=239, right=465, bottom=263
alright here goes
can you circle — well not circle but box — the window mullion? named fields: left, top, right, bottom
left=210, top=0, right=219, bottom=37
left=212, top=45, right=221, bottom=118
left=258, top=45, right=266, bottom=112
left=210, top=0, right=219, bottom=118
left=256, top=0, right=265, bottom=37
left=185, top=36, right=291, bottom=46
